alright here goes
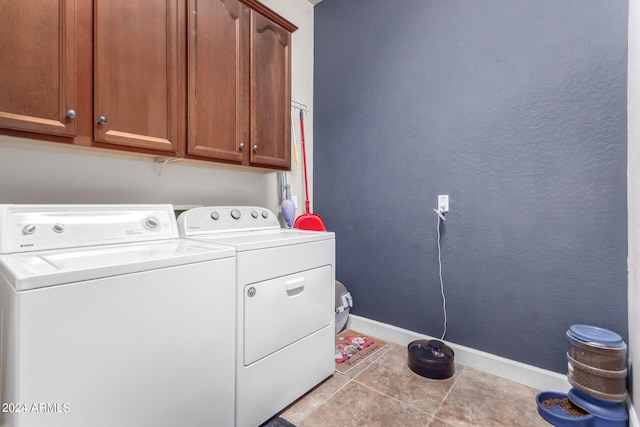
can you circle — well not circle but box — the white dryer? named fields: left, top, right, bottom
left=177, top=206, right=335, bottom=427
left=0, top=204, right=236, bottom=427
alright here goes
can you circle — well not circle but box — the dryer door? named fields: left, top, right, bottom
left=243, top=265, right=332, bottom=366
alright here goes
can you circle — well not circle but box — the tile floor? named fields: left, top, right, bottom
left=278, top=342, right=550, bottom=427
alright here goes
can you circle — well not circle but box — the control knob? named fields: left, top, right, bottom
left=22, top=224, right=36, bottom=235
left=52, top=223, right=65, bottom=233
left=230, top=209, right=241, bottom=220
left=210, top=211, right=220, bottom=221
left=144, top=216, right=160, bottom=230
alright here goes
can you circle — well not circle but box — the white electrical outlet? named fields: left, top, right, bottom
left=438, top=195, right=449, bottom=213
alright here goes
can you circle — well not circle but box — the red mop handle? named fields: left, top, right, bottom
left=300, top=109, right=311, bottom=214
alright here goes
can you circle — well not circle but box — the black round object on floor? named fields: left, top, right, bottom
left=407, top=339, right=455, bottom=379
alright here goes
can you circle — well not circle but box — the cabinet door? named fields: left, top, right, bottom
left=94, top=0, right=180, bottom=152
left=249, top=10, right=291, bottom=169
left=0, top=0, right=76, bottom=136
left=187, top=0, right=249, bottom=163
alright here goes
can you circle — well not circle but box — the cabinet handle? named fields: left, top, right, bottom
left=239, top=143, right=245, bottom=150
left=253, top=145, right=258, bottom=152
left=66, top=109, right=76, bottom=119
left=97, top=116, right=107, bottom=125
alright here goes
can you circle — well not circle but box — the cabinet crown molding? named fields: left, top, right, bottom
left=239, top=0, right=298, bottom=32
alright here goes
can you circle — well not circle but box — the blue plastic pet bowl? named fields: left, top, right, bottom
left=536, top=389, right=628, bottom=427
left=537, top=391, right=593, bottom=427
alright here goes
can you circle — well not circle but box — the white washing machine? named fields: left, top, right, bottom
left=0, top=204, right=236, bottom=427
left=177, top=206, right=335, bottom=427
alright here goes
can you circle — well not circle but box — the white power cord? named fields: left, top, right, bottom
left=436, top=212, right=447, bottom=341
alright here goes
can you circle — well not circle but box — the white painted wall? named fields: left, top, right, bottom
left=629, top=0, right=639, bottom=424
left=0, top=0, right=315, bottom=219
left=263, top=0, right=317, bottom=213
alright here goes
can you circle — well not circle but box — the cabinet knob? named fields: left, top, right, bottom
left=253, top=145, right=258, bottom=152
left=66, top=109, right=76, bottom=119
left=97, top=116, right=107, bottom=125
left=239, top=143, right=245, bottom=150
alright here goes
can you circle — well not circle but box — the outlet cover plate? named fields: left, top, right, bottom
left=438, top=195, right=449, bottom=213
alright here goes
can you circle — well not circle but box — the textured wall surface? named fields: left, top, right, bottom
left=314, top=0, right=628, bottom=373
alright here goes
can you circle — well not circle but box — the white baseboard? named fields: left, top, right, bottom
left=346, top=314, right=570, bottom=392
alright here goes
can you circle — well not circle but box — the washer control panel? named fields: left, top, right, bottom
left=0, top=204, right=178, bottom=254
left=177, top=206, right=280, bottom=235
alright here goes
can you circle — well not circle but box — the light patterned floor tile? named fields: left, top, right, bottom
left=280, top=343, right=550, bottom=427
left=298, top=381, right=432, bottom=427
left=354, top=343, right=460, bottom=414
left=434, top=367, right=550, bottom=427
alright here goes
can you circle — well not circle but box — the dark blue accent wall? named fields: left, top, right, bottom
left=313, top=0, right=628, bottom=373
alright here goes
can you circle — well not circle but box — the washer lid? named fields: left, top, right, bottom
left=0, top=239, right=234, bottom=291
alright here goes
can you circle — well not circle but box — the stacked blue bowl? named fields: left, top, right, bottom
left=536, top=325, right=628, bottom=427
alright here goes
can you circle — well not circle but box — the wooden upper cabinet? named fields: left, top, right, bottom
left=0, top=0, right=77, bottom=136
left=188, top=0, right=296, bottom=169
left=94, top=0, right=181, bottom=153
left=187, top=0, right=249, bottom=162
left=249, top=8, right=293, bottom=169
left=0, top=0, right=295, bottom=170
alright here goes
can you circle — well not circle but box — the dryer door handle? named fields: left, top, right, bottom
left=285, top=277, right=305, bottom=296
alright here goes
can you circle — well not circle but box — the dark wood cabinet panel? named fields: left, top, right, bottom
left=94, top=0, right=181, bottom=153
left=249, top=9, right=292, bottom=169
left=187, top=0, right=249, bottom=162
left=0, top=0, right=77, bottom=136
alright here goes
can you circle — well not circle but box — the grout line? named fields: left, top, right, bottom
left=347, top=343, right=393, bottom=381
left=330, top=373, right=354, bottom=396
left=290, top=339, right=396, bottom=423
left=300, top=344, right=436, bottom=423
left=293, top=340, right=477, bottom=426
left=348, top=345, right=439, bottom=418
left=351, top=378, right=435, bottom=418
left=292, top=373, right=354, bottom=425
left=430, top=365, right=467, bottom=422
